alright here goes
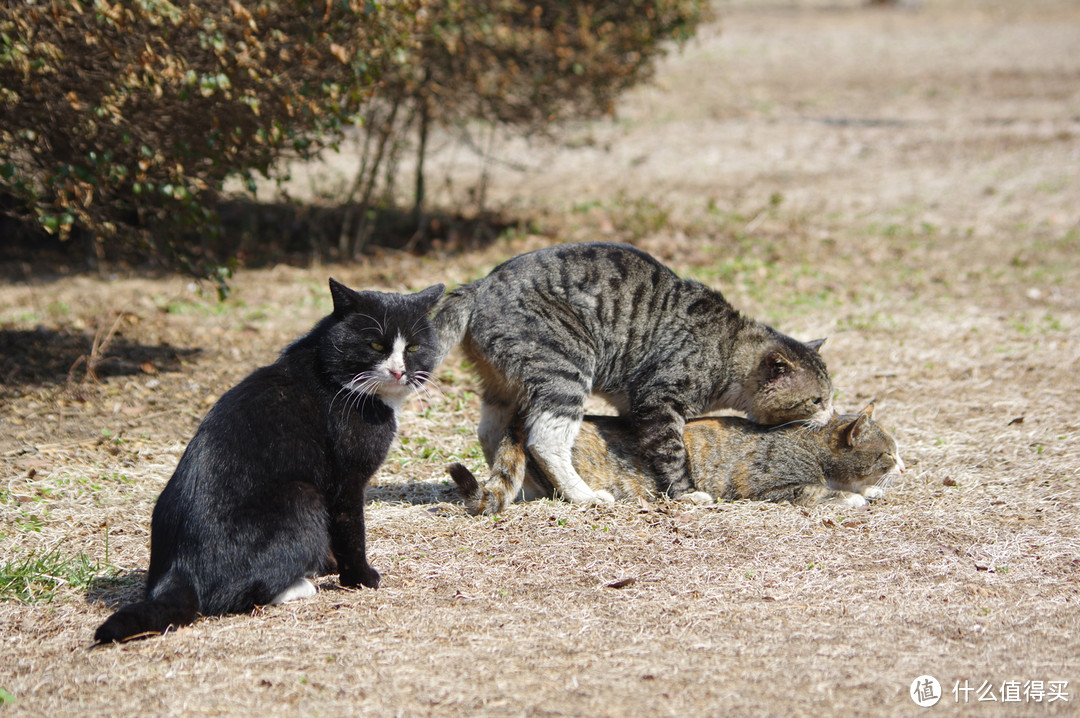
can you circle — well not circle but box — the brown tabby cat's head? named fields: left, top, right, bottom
left=823, top=403, right=905, bottom=495
left=745, top=335, right=834, bottom=427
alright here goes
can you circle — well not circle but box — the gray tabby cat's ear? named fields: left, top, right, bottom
left=328, top=278, right=361, bottom=316
left=844, top=413, right=871, bottom=446
left=806, top=337, right=827, bottom=353
left=764, top=351, right=794, bottom=378
left=412, top=284, right=445, bottom=312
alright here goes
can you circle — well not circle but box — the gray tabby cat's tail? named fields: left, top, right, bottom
left=432, top=282, right=479, bottom=367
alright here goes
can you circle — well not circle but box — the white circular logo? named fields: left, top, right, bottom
left=910, top=675, right=942, bottom=708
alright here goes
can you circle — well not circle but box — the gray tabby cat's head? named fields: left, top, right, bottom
left=744, top=335, right=834, bottom=426
left=822, top=403, right=905, bottom=495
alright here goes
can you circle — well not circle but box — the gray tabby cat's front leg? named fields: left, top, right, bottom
left=527, top=410, right=615, bottom=506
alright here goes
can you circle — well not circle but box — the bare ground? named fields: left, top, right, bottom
left=2, top=1, right=1079, bottom=715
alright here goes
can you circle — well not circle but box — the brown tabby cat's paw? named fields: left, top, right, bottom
left=678, top=491, right=715, bottom=506
left=862, top=486, right=886, bottom=500
left=587, top=490, right=616, bottom=506
left=833, top=492, right=868, bottom=508
left=339, top=565, right=381, bottom=589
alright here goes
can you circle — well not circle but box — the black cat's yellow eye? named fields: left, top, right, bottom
left=370, top=341, right=385, bottom=351
left=406, top=345, right=419, bottom=352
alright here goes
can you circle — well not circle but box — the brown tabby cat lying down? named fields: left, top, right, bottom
left=449, top=403, right=903, bottom=510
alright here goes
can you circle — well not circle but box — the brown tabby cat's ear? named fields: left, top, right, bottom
left=860, top=402, right=875, bottom=419
left=764, top=351, right=795, bottom=378
left=805, top=337, right=827, bottom=353
left=328, top=277, right=360, bottom=316
left=844, top=413, right=871, bottom=446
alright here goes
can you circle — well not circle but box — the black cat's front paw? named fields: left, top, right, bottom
left=339, top=565, right=380, bottom=589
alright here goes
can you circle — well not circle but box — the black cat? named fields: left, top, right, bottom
left=94, top=279, right=444, bottom=643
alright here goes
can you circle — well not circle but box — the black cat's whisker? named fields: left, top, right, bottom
left=329, top=385, right=351, bottom=415
left=411, top=378, right=442, bottom=411
left=410, top=388, right=431, bottom=413
left=408, top=314, right=429, bottom=336
left=340, top=373, right=383, bottom=415
left=354, top=313, right=386, bottom=336
left=413, top=371, right=445, bottom=398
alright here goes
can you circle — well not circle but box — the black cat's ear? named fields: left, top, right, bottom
left=411, top=284, right=445, bottom=313
left=806, top=337, right=827, bottom=353
left=328, top=278, right=361, bottom=316
left=764, top=351, right=794, bottom=378
left=844, top=413, right=871, bottom=446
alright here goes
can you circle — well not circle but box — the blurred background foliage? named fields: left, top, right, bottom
left=0, top=0, right=707, bottom=282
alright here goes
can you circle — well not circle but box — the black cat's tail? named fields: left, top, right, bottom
left=94, top=570, right=199, bottom=644
left=432, top=282, right=478, bottom=367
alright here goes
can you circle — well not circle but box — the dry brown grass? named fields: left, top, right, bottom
left=3, top=1, right=1080, bottom=715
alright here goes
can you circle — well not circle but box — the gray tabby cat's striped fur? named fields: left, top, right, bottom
left=434, top=242, right=834, bottom=513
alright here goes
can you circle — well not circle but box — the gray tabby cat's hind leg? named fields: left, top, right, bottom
left=478, top=399, right=516, bottom=466
left=526, top=410, right=615, bottom=506
left=630, top=400, right=695, bottom=498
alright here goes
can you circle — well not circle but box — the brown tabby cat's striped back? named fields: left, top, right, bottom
left=449, top=404, right=903, bottom=510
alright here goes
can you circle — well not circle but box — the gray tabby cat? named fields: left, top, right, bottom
left=434, top=242, right=834, bottom=513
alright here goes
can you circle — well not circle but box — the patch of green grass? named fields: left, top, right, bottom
left=0, top=548, right=112, bottom=604
left=16, top=511, right=45, bottom=533
left=836, top=310, right=900, bottom=332
left=154, top=295, right=236, bottom=317
left=0, top=687, right=14, bottom=705
left=1009, top=313, right=1066, bottom=335
left=46, top=300, right=71, bottom=317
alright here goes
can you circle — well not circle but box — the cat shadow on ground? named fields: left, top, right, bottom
left=87, top=569, right=147, bottom=611
left=0, top=327, right=200, bottom=388
left=367, top=480, right=461, bottom=507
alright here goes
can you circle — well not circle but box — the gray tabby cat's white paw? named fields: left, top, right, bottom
left=862, top=486, right=886, bottom=500
left=679, top=491, right=715, bottom=506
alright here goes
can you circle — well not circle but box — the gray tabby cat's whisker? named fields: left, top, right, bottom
left=770, top=418, right=811, bottom=433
